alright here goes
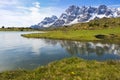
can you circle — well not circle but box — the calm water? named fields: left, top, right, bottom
left=0, top=32, right=120, bottom=72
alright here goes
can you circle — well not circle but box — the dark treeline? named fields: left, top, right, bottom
left=0, top=26, right=38, bottom=31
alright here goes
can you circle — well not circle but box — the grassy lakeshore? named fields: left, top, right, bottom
left=0, top=57, right=120, bottom=80
left=21, top=27, right=120, bottom=43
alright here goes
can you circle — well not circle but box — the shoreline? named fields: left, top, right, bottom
left=0, top=57, right=120, bottom=80
left=21, top=27, right=120, bottom=44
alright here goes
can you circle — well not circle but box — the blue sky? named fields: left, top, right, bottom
left=0, top=0, right=120, bottom=27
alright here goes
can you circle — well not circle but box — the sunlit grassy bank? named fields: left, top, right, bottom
left=0, top=57, right=120, bottom=80
left=22, top=27, right=120, bottom=43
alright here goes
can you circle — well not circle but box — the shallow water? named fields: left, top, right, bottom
left=0, top=32, right=120, bottom=72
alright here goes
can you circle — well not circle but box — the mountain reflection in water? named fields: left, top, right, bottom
left=43, top=39, right=120, bottom=60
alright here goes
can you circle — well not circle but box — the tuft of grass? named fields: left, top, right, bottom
left=0, top=57, right=120, bottom=80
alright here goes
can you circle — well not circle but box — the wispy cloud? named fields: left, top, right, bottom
left=108, top=4, right=120, bottom=8
left=0, top=1, right=64, bottom=27
left=33, top=2, right=40, bottom=8
left=0, top=0, right=18, bottom=5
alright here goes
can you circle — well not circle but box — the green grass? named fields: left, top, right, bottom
left=22, top=27, right=120, bottom=43
left=0, top=57, right=120, bottom=80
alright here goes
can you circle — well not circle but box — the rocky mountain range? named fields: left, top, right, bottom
left=31, top=5, right=120, bottom=29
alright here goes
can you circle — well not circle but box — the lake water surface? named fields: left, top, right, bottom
left=0, top=32, right=120, bottom=72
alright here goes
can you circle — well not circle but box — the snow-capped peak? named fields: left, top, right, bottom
left=31, top=15, right=58, bottom=28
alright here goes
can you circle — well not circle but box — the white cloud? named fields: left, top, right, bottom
left=33, top=2, right=40, bottom=8
left=0, top=0, right=19, bottom=8
left=0, top=0, right=18, bottom=5
left=0, top=1, right=64, bottom=27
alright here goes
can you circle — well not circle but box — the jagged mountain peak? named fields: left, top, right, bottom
left=98, top=5, right=107, bottom=9
left=43, top=15, right=58, bottom=21
left=31, top=15, right=58, bottom=28
left=31, top=5, right=120, bottom=29
left=97, top=5, right=108, bottom=14
left=65, top=5, right=80, bottom=14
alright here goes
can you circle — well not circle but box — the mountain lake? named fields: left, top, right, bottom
left=0, top=31, right=120, bottom=72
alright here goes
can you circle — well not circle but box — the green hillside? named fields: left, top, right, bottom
left=48, top=17, right=120, bottom=30
left=22, top=17, right=120, bottom=43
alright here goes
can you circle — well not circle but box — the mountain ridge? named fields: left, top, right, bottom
left=31, top=5, right=120, bottom=29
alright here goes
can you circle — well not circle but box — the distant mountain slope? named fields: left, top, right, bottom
left=49, top=17, right=120, bottom=31
left=31, top=5, right=120, bottom=29
left=31, top=15, right=58, bottom=28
